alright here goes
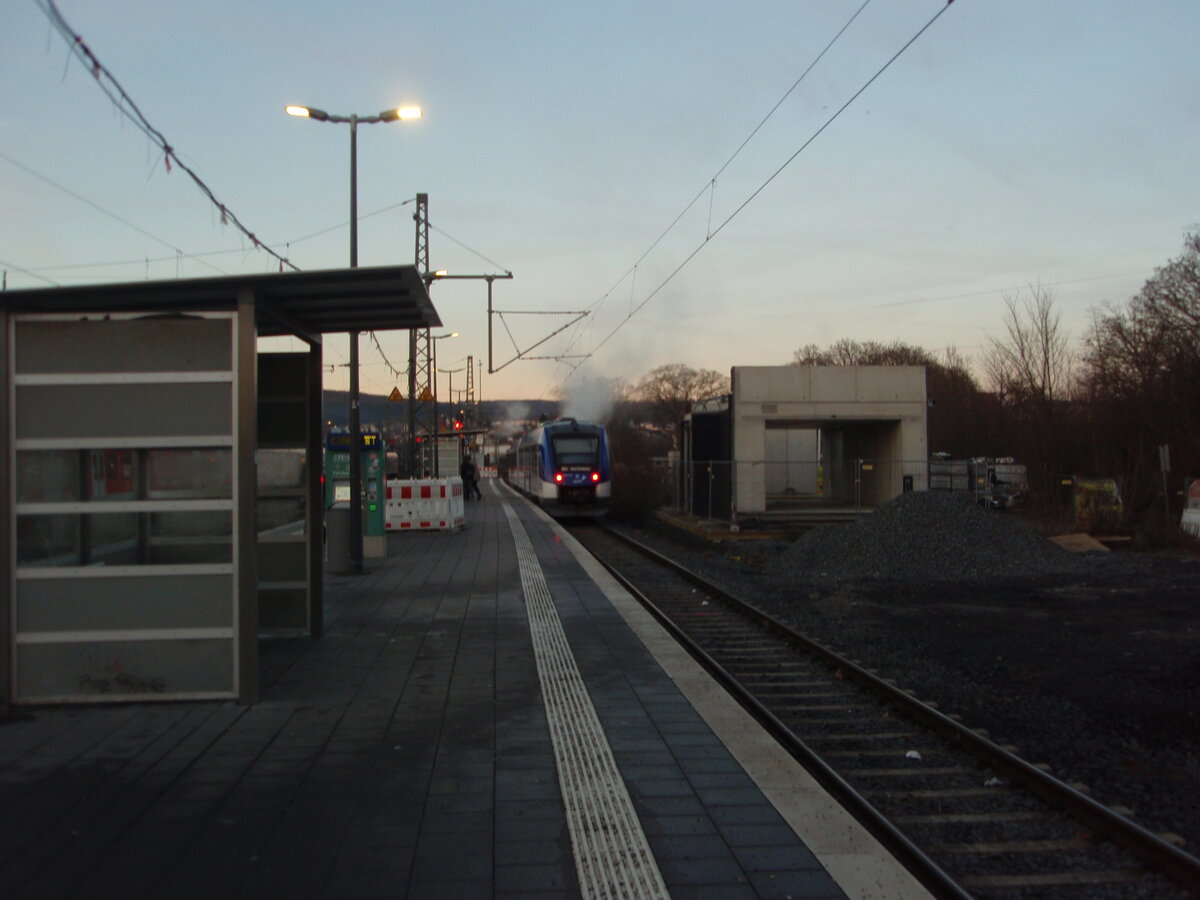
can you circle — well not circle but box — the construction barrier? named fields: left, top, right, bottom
left=385, top=477, right=465, bottom=532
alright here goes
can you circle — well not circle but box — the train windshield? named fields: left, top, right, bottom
left=552, top=435, right=598, bottom=466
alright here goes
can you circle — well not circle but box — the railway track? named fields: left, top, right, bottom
left=570, top=523, right=1200, bottom=900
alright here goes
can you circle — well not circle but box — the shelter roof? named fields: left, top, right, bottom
left=0, top=266, right=440, bottom=338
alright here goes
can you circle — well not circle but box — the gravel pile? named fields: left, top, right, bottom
left=767, top=490, right=1099, bottom=583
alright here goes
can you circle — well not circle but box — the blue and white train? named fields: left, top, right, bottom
left=505, top=418, right=612, bottom=517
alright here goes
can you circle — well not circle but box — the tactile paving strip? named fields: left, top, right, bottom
left=503, top=502, right=670, bottom=900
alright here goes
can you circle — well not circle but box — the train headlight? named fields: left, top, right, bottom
left=591, top=472, right=600, bottom=482
left=554, top=472, right=564, bottom=483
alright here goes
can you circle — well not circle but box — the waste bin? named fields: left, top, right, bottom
left=326, top=501, right=353, bottom=574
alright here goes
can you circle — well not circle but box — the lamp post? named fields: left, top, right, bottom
left=439, top=366, right=465, bottom=423
left=429, top=332, right=458, bottom=475
left=286, top=102, right=421, bottom=574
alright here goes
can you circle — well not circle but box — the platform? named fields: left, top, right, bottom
left=0, top=480, right=930, bottom=899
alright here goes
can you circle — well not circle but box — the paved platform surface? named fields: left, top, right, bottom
left=0, top=481, right=929, bottom=899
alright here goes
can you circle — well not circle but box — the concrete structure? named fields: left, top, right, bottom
left=1, top=267, right=438, bottom=710
left=682, top=366, right=928, bottom=520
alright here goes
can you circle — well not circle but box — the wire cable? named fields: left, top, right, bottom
left=429, top=222, right=512, bottom=274
left=368, top=330, right=408, bottom=380
left=286, top=198, right=417, bottom=249
left=578, top=0, right=874, bottom=330
left=32, top=0, right=299, bottom=273
left=5, top=195, right=422, bottom=279
left=0, top=257, right=58, bottom=287
left=565, top=0, right=958, bottom=377
left=1, top=149, right=230, bottom=277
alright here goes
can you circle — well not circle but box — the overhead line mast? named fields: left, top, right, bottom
left=408, top=194, right=435, bottom=475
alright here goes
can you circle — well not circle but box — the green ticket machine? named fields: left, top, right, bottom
left=324, top=430, right=387, bottom=557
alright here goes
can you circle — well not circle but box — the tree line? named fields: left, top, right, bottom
left=596, top=232, right=1199, bottom=533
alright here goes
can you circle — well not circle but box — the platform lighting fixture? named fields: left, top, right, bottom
left=284, top=99, right=423, bottom=575
left=430, top=333, right=460, bottom=447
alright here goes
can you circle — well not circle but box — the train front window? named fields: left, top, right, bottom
left=552, top=435, right=598, bottom=467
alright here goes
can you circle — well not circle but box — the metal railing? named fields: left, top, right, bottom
left=665, top=459, right=930, bottom=522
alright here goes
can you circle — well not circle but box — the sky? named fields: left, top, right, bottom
left=3, top=0, right=1198, bottom=404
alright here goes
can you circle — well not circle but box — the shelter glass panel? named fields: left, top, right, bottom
left=16, top=383, right=232, bottom=440
left=17, top=511, right=232, bottom=566
left=16, top=638, right=234, bottom=700
left=17, top=575, right=233, bottom=632
left=14, top=317, right=232, bottom=374
left=148, top=449, right=233, bottom=498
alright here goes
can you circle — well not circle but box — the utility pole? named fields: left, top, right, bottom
left=408, top=193, right=434, bottom=476
left=464, top=354, right=475, bottom=427
left=408, top=196, right=514, bottom=466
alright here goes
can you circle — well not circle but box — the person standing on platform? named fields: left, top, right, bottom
left=460, top=456, right=479, bottom=500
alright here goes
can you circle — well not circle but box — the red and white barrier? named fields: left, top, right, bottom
left=385, top=477, right=465, bottom=532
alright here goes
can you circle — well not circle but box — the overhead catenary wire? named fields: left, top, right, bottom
left=560, top=0, right=958, bottom=384
left=429, top=222, right=512, bottom=275
left=576, top=0, right=875, bottom=332
left=8, top=196, right=422, bottom=281
left=0, top=149, right=230, bottom=277
left=0, top=257, right=58, bottom=288
left=32, top=0, right=300, bottom=273
left=368, top=330, right=407, bottom=380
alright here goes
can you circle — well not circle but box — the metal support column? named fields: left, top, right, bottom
left=0, top=310, right=10, bottom=716
left=346, top=115, right=363, bottom=575
left=307, top=338, right=324, bottom=639
left=236, top=291, right=259, bottom=705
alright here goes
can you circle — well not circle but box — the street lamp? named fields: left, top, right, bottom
left=430, top=332, right=458, bottom=475
left=439, top=366, right=465, bottom=426
left=286, top=102, right=422, bottom=574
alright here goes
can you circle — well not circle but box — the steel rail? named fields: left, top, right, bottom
left=581, top=527, right=972, bottom=900
left=594, top=523, right=1200, bottom=897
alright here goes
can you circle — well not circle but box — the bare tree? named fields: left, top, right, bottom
left=631, top=364, right=728, bottom=433
left=1081, top=232, right=1200, bottom=519
left=983, top=285, right=1072, bottom=407
left=789, top=339, right=993, bottom=457
left=979, top=285, right=1083, bottom=500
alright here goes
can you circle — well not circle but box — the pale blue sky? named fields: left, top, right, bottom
left=3, top=1, right=1197, bottom=401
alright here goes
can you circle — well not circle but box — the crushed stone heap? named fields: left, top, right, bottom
left=767, top=490, right=1098, bottom=583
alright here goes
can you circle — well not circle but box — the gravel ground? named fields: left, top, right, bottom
left=611, top=492, right=1200, bottom=858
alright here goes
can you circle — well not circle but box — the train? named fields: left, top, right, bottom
left=503, top=418, right=612, bottom=517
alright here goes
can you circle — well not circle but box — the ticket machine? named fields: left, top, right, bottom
left=324, top=430, right=387, bottom=555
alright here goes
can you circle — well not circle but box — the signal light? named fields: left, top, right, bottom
left=591, top=472, right=600, bottom=482
left=554, top=473, right=564, bottom=483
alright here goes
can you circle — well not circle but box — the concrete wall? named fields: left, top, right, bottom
left=763, top=428, right=819, bottom=496
left=731, top=366, right=927, bottom=513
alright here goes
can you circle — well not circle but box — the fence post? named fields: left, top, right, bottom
left=730, top=461, right=738, bottom=530
left=855, top=458, right=862, bottom=518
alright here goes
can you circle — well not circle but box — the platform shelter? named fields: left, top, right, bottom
left=1, top=266, right=439, bottom=710
left=683, top=365, right=929, bottom=519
